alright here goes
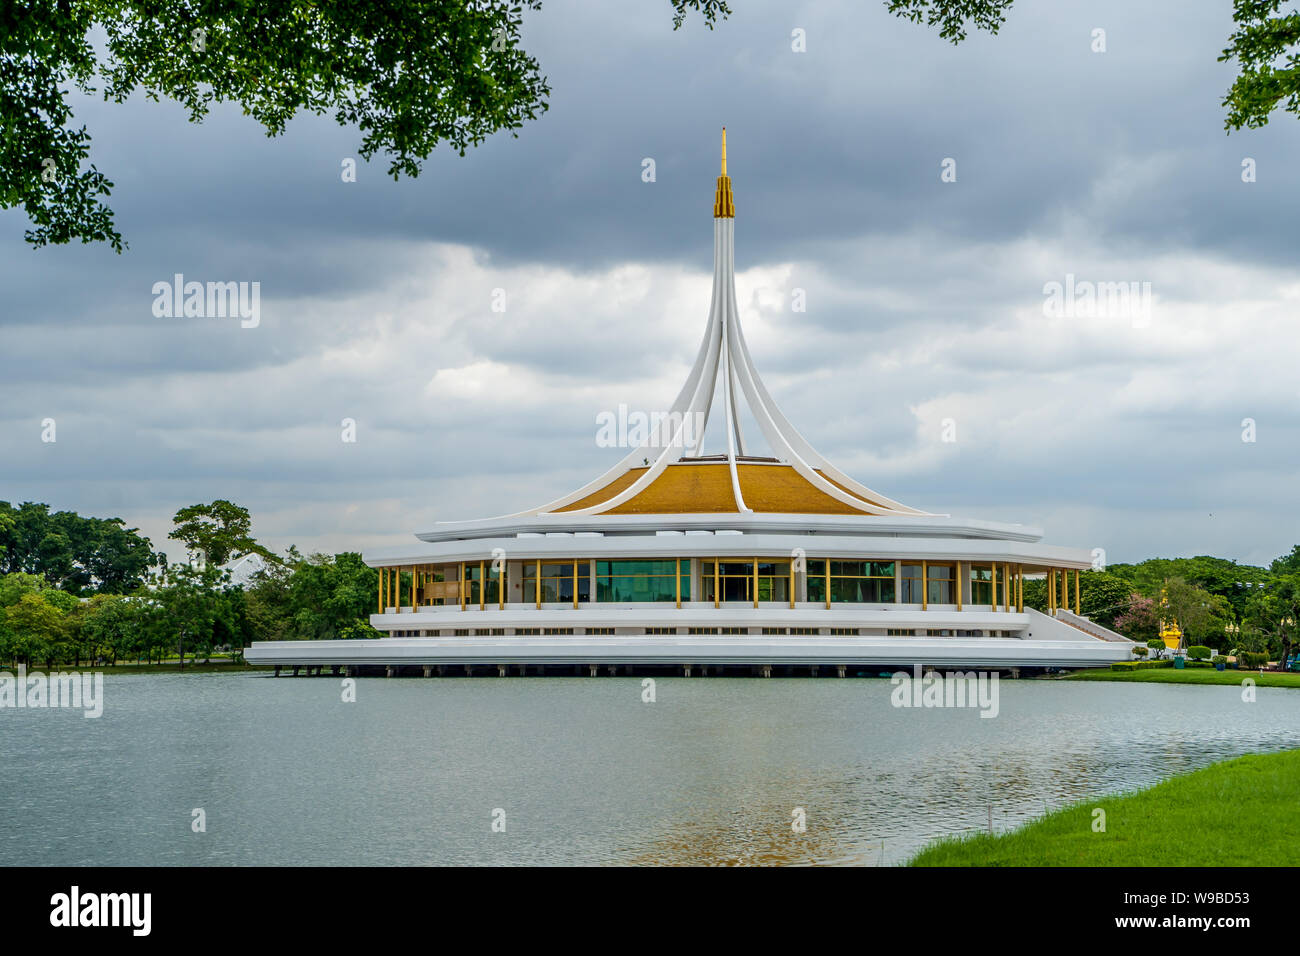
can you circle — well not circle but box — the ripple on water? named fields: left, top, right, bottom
left=0, top=674, right=1296, bottom=865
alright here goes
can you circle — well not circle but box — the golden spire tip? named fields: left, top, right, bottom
left=713, top=126, right=734, bottom=218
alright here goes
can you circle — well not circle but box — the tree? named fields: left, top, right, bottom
left=1270, top=544, right=1300, bottom=576
left=886, top=0, right=1300, bottom=131
left=0, top=571, right=52, bottom=609
left=169, top=500, right=271, bottom=568
left=148, top=562, right=235, bottom=667
left=1246, top=571, right=1300, bottom=666
left=241, top=549, right=296, bottom=644
left=79, top=592, right=140, bottom=665
left=1075, top=570, right=1135, bottom=629
left=1, top=591, right=67, bottom=667
left=286, top=552, right=380, bottom=641
left=1108, top=555, right=1269, bottom=624
left=0, top=501, right=158, bottom=594
left=1161, top=577, right=1233, bottom=648
left=1114, top=594, right=1160, bottom=644
left=3, top=0, right=731, bottom=251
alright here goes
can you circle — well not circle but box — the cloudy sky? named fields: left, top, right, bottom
left=3, top=0, right=1298, bottom=568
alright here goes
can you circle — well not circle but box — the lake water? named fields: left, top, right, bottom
left=3, top=672, right=1298, bottom=866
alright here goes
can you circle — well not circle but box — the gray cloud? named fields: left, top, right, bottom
left=1, top=0, right=1297, bottom=568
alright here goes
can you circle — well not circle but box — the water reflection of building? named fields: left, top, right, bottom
left=247, top=132, right=1133, bottom=675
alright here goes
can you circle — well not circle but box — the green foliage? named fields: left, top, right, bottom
left=1220, top=0, right=1300, bottom=130
left=1187, top=645, right=1211, bottom=660
left=0, top=0, right=118, bottom=249
left=886, top=0, right=1014, bottom=43
left=1244, top=570, right=1300, bottom=665
left=0, top=591, right=67, bottom=665
left=888, top=0, right=1300, bottom=132
left=147, top=562, right=237, bottom=664
left=1241, top=651, right=1270, bottom=669
left=1131, top=645, right=1148, bottom=657
left=0, top=501, right=159, bottom=594
left=285, top=552, right=379, bottom=641
left=169, top=499, right=271, bottom=567
left=3, top=1, right=728, bottom=251
left=79, top=592, right=143, bottom=663
left=1108, top=555, right=1268, bottom=623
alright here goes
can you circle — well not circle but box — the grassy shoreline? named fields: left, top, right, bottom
left=908, top=749, right=1300, bottom=866
left=1064, top=668, right=1300, bottom=688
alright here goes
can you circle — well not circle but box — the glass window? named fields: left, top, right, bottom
left=970, top=565, right=993, bottom=606
left=926, top=563, right=954, bottom=605
left=808, top=559, right=895, bottom=604
left=756, top=560, right=791, bottom=603
left=596, top=559, right=688, bottom=602
left=464, top=562, right=502, bottom=604
left=523, top=561, right=591, bottom=603
left=700, top=560, right=754, bottom=603
left=900, top=563, right=924, bottom=603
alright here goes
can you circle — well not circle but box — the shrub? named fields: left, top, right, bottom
left=1187, top=645, right=1211, bottom=661
left=1132, top=646, right=1148, bottom=657
left=1241, top=651, right=1269, bottom=669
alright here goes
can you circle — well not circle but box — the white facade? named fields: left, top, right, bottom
left=245, top=133, right=1132, bottom=672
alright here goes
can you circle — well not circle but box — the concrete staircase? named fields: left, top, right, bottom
left=1053, top=608, right=1134, bottom=643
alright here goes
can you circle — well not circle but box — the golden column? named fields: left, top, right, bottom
left=990, top=562, right=997, bottom=611
left=535, top=559, right=541, bottom=610
left=1074, top=569, right=1081, bottom=615
left=921, top=560, right=928, bottom=611
left=752, top=557, right=758, bottom=609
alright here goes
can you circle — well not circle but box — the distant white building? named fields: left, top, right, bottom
left=222, top=552, right=267, bottom=589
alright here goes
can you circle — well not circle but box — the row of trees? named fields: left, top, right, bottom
left=0, top=501, right=161, bottom=594
left=0, top=500, right=379, bottom=669
left=1024, top=549, right=1300, bottom=664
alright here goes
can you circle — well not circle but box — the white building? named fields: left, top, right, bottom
left=246, top=132, right=1132, bottom=676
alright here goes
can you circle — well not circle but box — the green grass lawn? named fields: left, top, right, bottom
left=1064, top=668, right=1300, bottom=688
left=908, top=749, right=1300, bottom=866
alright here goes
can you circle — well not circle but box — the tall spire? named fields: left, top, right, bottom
left=504, top=130, right=933, bottom=519
left=713, top=127, right=735, bottom=218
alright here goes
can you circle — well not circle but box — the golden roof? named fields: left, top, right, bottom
left=551, top=461, right=887, bottom=515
